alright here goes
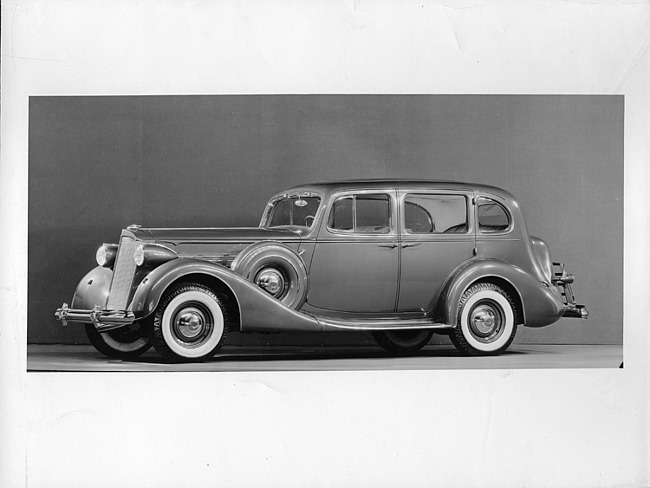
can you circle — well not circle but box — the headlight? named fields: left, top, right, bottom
left=96, top=244, right=118, bottom=267
left=133, top=243, right=177, bottom=268
left=134, top=243, right=146, bottom=267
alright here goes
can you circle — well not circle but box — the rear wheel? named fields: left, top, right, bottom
left=450, top=282, right=518, bottom=356
left=85, top=319, right=152, bottom=359
left=372, top=329, right=434, bottom=355
left=151, top=283, right=230, bottom=362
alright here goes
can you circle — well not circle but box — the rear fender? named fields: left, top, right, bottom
left=434, top=259, right=564, bottom=328
left=129, top=258, right=322, bottom=332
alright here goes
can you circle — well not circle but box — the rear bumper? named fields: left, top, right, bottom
left=553, top=262, right=588, bottom=320
left=55, top=302, right=135, bottom=331
left=562, top=303, right=589, bottom=319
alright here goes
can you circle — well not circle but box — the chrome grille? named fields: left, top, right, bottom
left=107, top=236, right=137, bottom=310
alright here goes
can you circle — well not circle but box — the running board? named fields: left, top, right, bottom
left=314, top=316, right=453, bottom=332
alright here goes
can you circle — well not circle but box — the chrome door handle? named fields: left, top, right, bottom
left=378, top=243, right=398, bottom=248
left=401, top=242, right=420, bottom=248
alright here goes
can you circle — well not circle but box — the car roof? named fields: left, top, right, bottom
left=281, top=179, right=516, bottom=201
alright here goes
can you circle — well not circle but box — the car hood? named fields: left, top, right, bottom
left=132, top=226, right=302, bottom=245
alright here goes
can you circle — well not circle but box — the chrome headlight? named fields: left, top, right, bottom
left=133, top=243, right=177, bottom=268
left=134, top=243, right=146, bottom=267
left=96, top=244, right=118, bottom=267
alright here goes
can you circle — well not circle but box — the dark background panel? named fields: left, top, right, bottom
left=28, top=97, right=144, bottom=345
left=28, top=95, right=623, bottom=345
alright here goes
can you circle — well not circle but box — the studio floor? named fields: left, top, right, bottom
left=27, top=344, right=623, bottom=372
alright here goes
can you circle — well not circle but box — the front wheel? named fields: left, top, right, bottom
left=85, top=320, right=152, bottom=359
left=151, top=283, right=230, bottom=362
left=372, top=329, right=434, bottom=355
left=450, top=283, right=518, bottom=356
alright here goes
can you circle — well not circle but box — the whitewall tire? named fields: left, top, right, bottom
left=151, top=283, right=229, bottom=362
left=450, top=283, right=518, bottom=356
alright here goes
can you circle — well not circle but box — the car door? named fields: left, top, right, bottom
left=306, top=190, right=399, bottom=313
left=397, top=190, right=476, bottom=312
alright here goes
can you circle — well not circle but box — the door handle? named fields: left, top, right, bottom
left=378, top=243, right=398, bottom=249
left=401, top=242, right=420, bottom=248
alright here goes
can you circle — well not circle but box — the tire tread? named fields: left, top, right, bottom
left=450, top=282, right=518, bottom=356
left=151, top=282, right=232, bottom=362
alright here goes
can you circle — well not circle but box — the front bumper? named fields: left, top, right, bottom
left=55, top=302, right=135, bottom=331
left=553, top=262, right=589, bottom=320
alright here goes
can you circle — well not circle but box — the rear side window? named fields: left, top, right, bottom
left=477, top=197, right=510, bottom=233
left=328, top=193, right=391, bottom=234
left=404, top=194, right=468, bottom=234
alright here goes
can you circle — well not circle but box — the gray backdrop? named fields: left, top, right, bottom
left=28, top=95, right=623, bottom=345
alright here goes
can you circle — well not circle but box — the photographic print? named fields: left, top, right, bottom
left=27, top=94, right=622, bottom=371
left=2, top=2, right=648, bottom=487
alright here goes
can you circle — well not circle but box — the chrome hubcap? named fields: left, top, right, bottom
left=177, top=308, right=205, bottom=339
left=468, top=301, right=504, bottom=342
left=171, top=304, right=213, bottom=345
left=255, top=268, right=286, bottom=297
left=472, top=306, right=496, bottom=334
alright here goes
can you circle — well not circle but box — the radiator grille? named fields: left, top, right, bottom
left=107, top=236, right=138, bottom=310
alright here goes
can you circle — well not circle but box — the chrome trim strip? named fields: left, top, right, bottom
left=315, top=316, right=452, bottom=331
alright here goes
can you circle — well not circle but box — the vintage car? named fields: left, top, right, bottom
left=55, top=180, right=588, bottom=361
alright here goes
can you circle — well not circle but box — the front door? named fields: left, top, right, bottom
left=397, top=191, right=475, bottom=312
left=307, top=191, right=399, bottom=313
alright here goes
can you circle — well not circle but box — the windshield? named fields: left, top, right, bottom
left=262, top=194, right=321, bottom=228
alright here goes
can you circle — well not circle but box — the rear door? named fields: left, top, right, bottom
left=397, top=190, right=475, bottom=312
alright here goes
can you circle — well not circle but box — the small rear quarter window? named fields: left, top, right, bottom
left=477, top=197, right=510, bottom=233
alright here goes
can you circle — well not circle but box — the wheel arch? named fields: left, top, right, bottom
left=165, top=273, right=242, bottom=332
left=434, top=260, right=527, bottom=327
left=130, top=259, right=242, bottom=332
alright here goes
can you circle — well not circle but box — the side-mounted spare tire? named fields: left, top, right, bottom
left=231, top=241, right=308, bottom=309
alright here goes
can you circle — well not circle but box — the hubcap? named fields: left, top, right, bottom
left=255, top=268, right=286, bottom=297
left=469, top=301, right=503, bottom=341
left=171, top=304, right=212, bottom=345
left=177, top=308, right=205, bottom=339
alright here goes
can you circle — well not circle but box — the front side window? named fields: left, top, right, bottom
left=328, top=193, right=391, bottom=234
left=404, top=194, right=468, bottom=234
left=477, top=197, right=510, bottom=233
left=264, top=195, right=321, bottom=228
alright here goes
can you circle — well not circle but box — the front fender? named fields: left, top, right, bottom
left=129, top=258, right=322, bottom=332
left=70, top=266, right=113, bottom=310
left=435, top=259, right=565, bottom=328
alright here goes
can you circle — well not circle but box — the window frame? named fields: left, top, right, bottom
left=400, top=191, right=471, bottom=236
left=261, top=192, right=322, bottom=229
left=326, top=190, right=396, bottom=236
left=476, top=196, right=513, bottom=235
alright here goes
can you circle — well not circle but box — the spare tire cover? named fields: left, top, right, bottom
left=231, top=241, right=308, bottom=309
